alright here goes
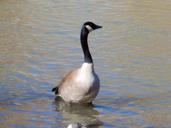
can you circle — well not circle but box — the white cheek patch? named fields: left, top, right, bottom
left=86, top=25, right=93, bottom=32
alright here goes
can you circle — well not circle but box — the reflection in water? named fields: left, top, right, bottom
left=0, top=0, right=171, bottom=127
left=53, top=97, right=102, bottom=127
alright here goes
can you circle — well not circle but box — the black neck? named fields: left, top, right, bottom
left=80, top=27, right=93, bottom=63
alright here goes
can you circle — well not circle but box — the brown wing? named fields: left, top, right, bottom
left=52, top=70, right=76, bottom=95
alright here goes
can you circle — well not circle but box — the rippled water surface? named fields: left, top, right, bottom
left=0, top=0, right=171, bottom=128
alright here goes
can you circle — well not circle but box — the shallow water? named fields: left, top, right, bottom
left=0, top=0, right=171, bottom=128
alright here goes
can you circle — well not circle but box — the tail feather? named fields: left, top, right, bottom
left=52, top=86, right=58, bottom=94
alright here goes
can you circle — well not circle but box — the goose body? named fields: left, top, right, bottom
left=52, top=22, right=102, bottom=103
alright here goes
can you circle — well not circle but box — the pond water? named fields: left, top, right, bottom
left=0, top=0, right=171, bottom=128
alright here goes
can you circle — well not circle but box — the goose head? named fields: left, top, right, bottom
left=83, top=21, right=102, bottom=33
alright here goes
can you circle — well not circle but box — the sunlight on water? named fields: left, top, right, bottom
left=0, top=0, right=171, bottom=128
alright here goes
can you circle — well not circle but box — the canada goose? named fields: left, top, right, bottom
left=52, top=21, right=102, bottom=103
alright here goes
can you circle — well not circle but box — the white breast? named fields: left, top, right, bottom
left=76, top=63, right=95, bottom=87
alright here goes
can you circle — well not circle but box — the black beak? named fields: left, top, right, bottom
left=95, top=25, right=102, bottom=29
